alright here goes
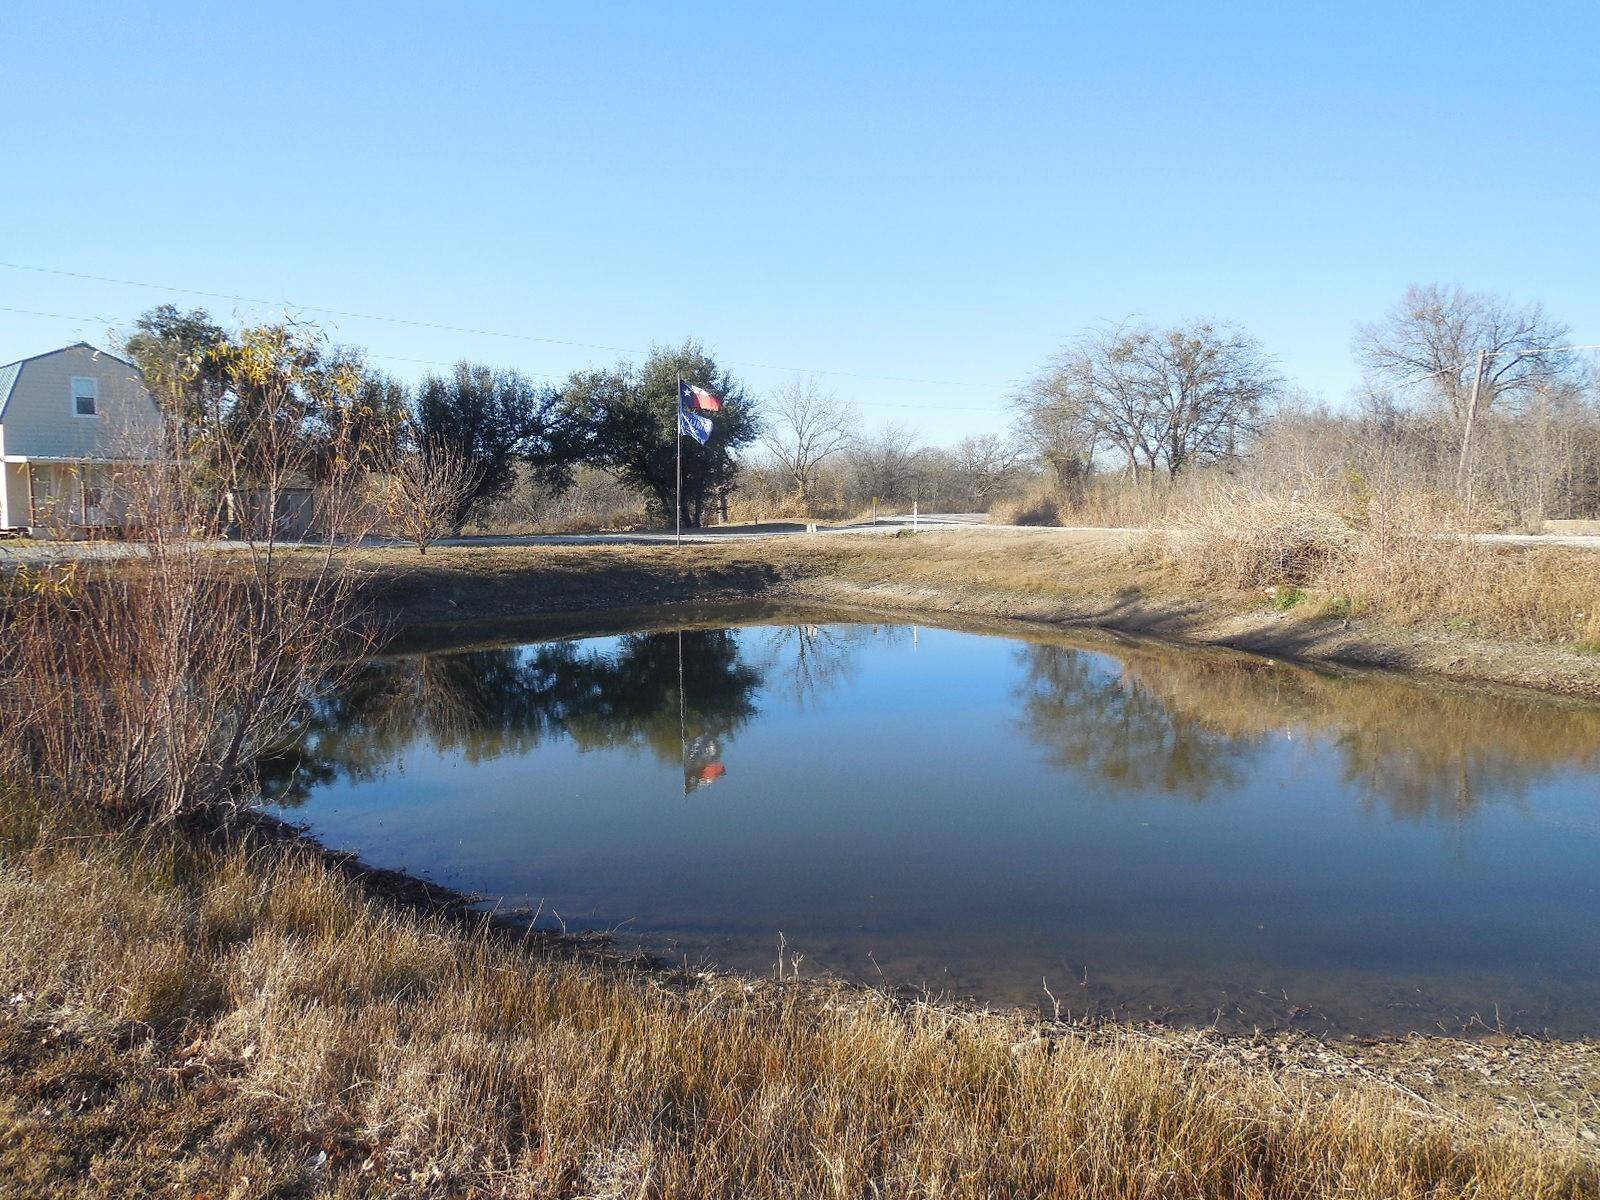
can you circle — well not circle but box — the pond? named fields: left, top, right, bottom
left=265, top=607, right=1600, bottom=1036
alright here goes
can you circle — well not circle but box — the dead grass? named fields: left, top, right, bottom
left=467, top=508, right=649, bottom=536
left=990, top=481, right=1067, bottom=526
left=1164, top=481, right=1600, bottom=644
left=983, top=477, right=1600, bottom=644
left=335, top=524, right=1600, bottom=662
left=2, top=806, right=1594, bottom=1199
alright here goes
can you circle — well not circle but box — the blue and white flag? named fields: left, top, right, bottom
left=678, top=404, right=713, bottom=445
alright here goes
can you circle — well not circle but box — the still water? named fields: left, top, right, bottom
left=267, top=609, right=1600, bottom=1035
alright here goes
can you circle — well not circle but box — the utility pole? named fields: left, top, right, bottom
left=1454, top=350, right=1489, bottom=508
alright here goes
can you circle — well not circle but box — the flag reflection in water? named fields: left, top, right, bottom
left=683, top=733, right=727, bottom=792
left=677, top=627, right=729, bottom=793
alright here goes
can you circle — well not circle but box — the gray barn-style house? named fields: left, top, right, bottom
left=0, top=342, right=161, bottom=534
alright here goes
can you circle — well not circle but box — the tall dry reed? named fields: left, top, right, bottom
left=1162, top=477, right=1600, bottom=642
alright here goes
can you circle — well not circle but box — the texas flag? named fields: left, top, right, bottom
left=677, top=379, right=722, bottom=445
left=680, top=380, right=723, bottom=413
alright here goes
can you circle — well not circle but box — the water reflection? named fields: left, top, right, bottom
left=264, top=630, right=763, bottom=804
left=266, top=617, right=1600, bottom=1033
left=1015, top=645, right=1256, bottom=800
left=1015, top=641, right=1600, bottom=819
left=753, top=622, right=895, bottom=709
left=271, top=624, right=1600, bottom=826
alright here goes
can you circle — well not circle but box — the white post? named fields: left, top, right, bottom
left=912, top=500, right=918, bottom=531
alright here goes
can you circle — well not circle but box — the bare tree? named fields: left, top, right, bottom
left=844, top=424, right=922, bottom=508
left=1354, top=284, right=1577, bottom=426
left=1015, top=369, right=1096, bottom=497
left=951, top=435, right=1025, bottom=508
left=759, top=377, right=854, bottom=507
left=1036, top=320, right=1278, bottom=483
left=384, top=432, right=484, bottom=554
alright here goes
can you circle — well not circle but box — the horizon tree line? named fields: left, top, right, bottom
left=122, top=281, right=1599, bottom=536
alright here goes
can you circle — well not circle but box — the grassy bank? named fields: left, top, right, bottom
left=339, top=527, right=1600, bottom=700
left=3, top=803, right=1595, bottom=1199
left=7, top=531, right=1600, bottom=1196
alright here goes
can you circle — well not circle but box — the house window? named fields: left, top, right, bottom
left=72, top=376, right=98, bottom=417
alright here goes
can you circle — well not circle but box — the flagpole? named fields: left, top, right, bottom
left=675, top=372, right=683, bottom=546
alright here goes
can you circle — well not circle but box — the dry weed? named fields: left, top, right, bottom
left=1160, top=479, right=1600, bottom=642
left=1, top=826, right=1592, bottom=1199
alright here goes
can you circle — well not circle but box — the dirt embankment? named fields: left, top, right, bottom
left=346, top=529, right=1600, bottom=701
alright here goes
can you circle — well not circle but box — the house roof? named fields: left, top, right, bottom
left=0, top=340, right=140, bottom=373
left=0, top=360, right=20, bottom=416
left=0, top=342, right=144, bottom=423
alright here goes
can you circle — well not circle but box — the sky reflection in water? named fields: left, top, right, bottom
left=268, top=614, right=1600, bottom=1035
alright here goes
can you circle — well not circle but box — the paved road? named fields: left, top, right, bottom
left=5, top=513, right=1600, bottom=563
left=0, top=513, right=1003, bottom=563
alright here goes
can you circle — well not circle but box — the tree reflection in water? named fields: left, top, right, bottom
left=1015, top=645, right=1256, bottom=800
left=262, top=623, right=1600, bottom=824
left=753, top=622, right=902, bottom=709
left=1014, top=641, right=1600, bottom=818
left=262, top=629, right=765, bottom=805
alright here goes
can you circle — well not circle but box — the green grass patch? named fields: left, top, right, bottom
left=1270, top=585, right=1308, bottom=611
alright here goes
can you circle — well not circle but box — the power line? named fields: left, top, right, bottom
left=0, top=259, right=1017, bottom=396
left=1512, top=343, right=1600, bottom=356
left=1361, top=343, right=1600, bottom=401
left=0, top=302, right=117, bottom=324
left=0, top=295, right=1011, bottom=415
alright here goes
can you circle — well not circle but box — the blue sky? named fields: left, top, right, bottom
left=3, top=1, right=1596, bottom=442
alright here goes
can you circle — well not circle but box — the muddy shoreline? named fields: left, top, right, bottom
left=344, top=533, right=1600, bottom=702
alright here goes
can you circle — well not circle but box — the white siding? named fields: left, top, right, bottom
left=1, top=464, right=26, bottom=530
left=0, top=344, right=161, bottom=460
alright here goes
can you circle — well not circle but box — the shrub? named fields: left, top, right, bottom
left=1270, top=585, right=1308, bottom=611
left=1167, top=481, right=1352, bottom=589
left=0, top=324, right=380, bottom=823
left=991, top=482, right=1064, bottom=526
left=471, top=465, right=651, bottom=534
left=1158, top=477, right=1600, bottom=642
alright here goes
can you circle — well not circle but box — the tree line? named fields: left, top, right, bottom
left=123, top=280, right=1599, bottom=541
left=124, top=306, right=759, bottom=540
left=741, top=283, right=1597, bottom=528
left=1011, top=285, right=1596, bottom=526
